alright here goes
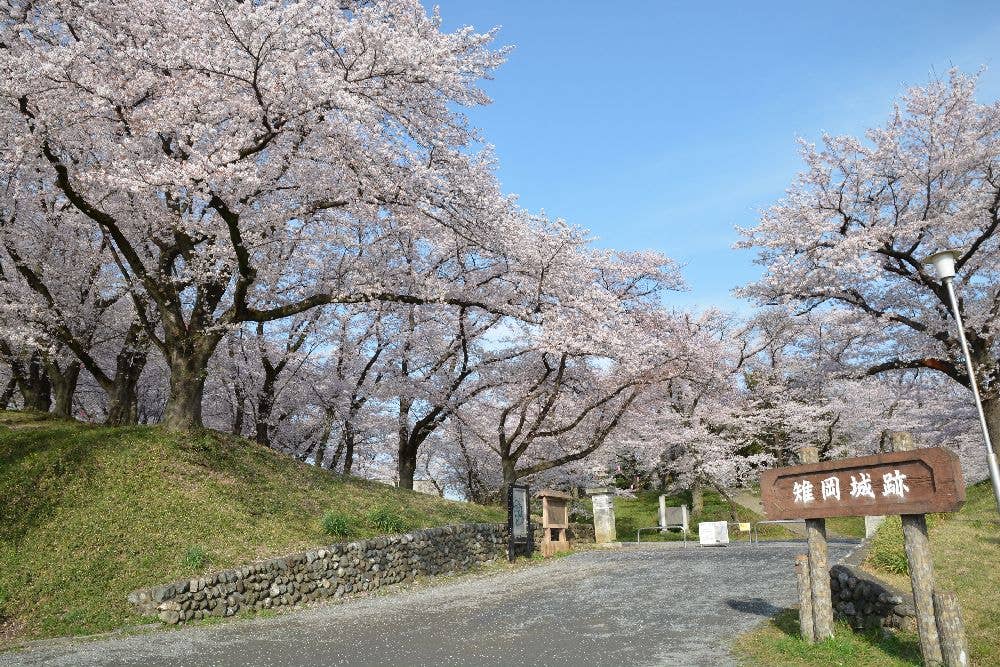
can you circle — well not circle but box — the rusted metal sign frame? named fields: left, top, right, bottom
left=761, top=447, right=965, bottom=520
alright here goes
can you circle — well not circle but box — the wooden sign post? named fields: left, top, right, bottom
left=798, top=446, right=834, bottom=640
left=761, top=444, right=966, bottom=664
left=892, top=433, right=943, bottom=665
left=794, top=553, right=814, bottom=644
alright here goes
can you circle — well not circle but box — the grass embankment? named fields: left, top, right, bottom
left=0, top=411, right=503, bottom=645
left=734, top=481, right=998, bottom=666
left=610, top=490, right=864, bottom=542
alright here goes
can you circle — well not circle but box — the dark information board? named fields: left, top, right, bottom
left=507, top=483, right=532, bottom=561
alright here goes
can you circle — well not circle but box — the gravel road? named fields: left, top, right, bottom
left=1, top=541, right=856, bottom=667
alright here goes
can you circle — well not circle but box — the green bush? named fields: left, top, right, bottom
left=182, top=545, right=209, bottom=570
left=321, top=511, right=357, bottom=538
left=367, top=506, right=406, bottom=534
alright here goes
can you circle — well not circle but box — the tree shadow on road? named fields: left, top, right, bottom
left=725, top=597, right=783, bottom=617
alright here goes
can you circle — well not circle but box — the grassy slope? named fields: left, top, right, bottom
left=0, top=411, right=503, bottom=644
left=734, top=481, right=997, bottom=666
left=611, top=490, right=760, bottom=542
left=610, top=490, right=864, bottom=542
left=862, top=482, right=1000, bottom=666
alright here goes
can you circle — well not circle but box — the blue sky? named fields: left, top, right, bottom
left=429, top=1, right=1000, bottom=311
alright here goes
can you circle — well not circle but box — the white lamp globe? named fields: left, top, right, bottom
left=923, top=249, right=959, bottom=280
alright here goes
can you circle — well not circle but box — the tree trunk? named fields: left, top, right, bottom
left=713, top=483, right=740, bottom=522
left=231, top=390, right=246, bottom=435
left=501, top=458, right=517, bottom=494
left=254, top=367, right=278, bottom=446
left=0, top=376, right=16, bottom=409
left=397, top=396, right=414, bottom=490
left=312, top=411, right=335, bottom=470
left=162, top=343, right=215, bottom=431
left=691, top=483, right=705, bottom=517
left=47, top=360, right=81, bottom=419
left=106, top=379, right=140, bottom=426
left=984, top=396, right=1000, bottom=464
left=19, top=352, right=51, bottom=412
left=397, top=453, right=416, bottom=490
left=343, top=424, right=356, bottom=475
left=329, top=437, right=345, bottom=471
left=104, top=329, right=149, bottom=426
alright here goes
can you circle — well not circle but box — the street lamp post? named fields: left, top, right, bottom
left=924, top=249, right=1000, bottom=515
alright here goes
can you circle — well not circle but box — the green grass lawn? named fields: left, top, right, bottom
left=862, top=482, right=1000, bottom=666
left=826, top=515, right=866, bottom=539
left=735, top=481, right=998, bottom=666
left=607, top=489, right=864, bottom=543
left=610, top=489, right=763, bottom=542
left=0, top=411, right=503, bottom=645
left=734, top=609, right=922, bottom=666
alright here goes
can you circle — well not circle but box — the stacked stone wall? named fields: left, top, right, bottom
left=129, top=523, right=506, bottom=625
left=830, top=563, right=916, bottom=632
left=531, top=522, right=595, bottom=548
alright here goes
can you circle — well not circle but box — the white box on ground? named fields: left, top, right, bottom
left=698, top=521, right=729, bottom=546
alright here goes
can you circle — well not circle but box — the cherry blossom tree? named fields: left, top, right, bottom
left=0, top=195, right=152, bottom=423
left=450, top=244, right=695, bottom=491
left=738, top=69, right=1000, bottom=458
left=615, top=312, right=770, bottom=514
left=1, top=0, right=520, bottom=430
left=294, top=305, right=393, bottom=474
left=387, top=303, right=519, bottom=490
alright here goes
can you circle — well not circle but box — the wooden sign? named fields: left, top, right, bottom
left=761, top=447, right=965, bottom=520
left=536, top=489, right=572, bottom=557
left=506, top=484, right=532, bottom=562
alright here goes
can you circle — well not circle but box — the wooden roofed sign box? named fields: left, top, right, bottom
left=537, top=489, right=572, bottom=557
left=761, top=447, right=965, bottom=520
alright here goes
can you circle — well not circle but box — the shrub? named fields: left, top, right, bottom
left=183, top=545, right=209, bottom=570
left=367, top=506, right=406, bottom=534
left=321, top=511, right=357, bottom=538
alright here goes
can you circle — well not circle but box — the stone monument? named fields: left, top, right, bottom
left=658, top=496, right=689, bottom=533
left=864, top=515, right=886, bottom=538
left=586, top=487, right=617, bottom=544
left=536, top=489, right=572, bottom=557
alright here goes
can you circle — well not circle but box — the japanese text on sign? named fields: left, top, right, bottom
left=759, top=448, right=964, bottom=520
left=792, top=470, right=910, bottom=505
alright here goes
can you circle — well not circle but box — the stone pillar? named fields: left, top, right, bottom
left=865, top=515, right=886, bottom=538
left=586, top=487, right=617, bottom=544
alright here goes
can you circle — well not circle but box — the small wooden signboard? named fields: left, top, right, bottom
left=761, top=447, right=965, bottom=520
left=536, top=489, right=572, bottom=557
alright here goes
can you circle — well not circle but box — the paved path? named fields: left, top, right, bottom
left=2, top=541, right=856, bottom=667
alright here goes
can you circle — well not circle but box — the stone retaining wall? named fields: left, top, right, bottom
left=830, top=563, right=916, bottom=631
left=129, top=523, right=506, bottom=625
left=532, top=522, right=595, bottom=547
